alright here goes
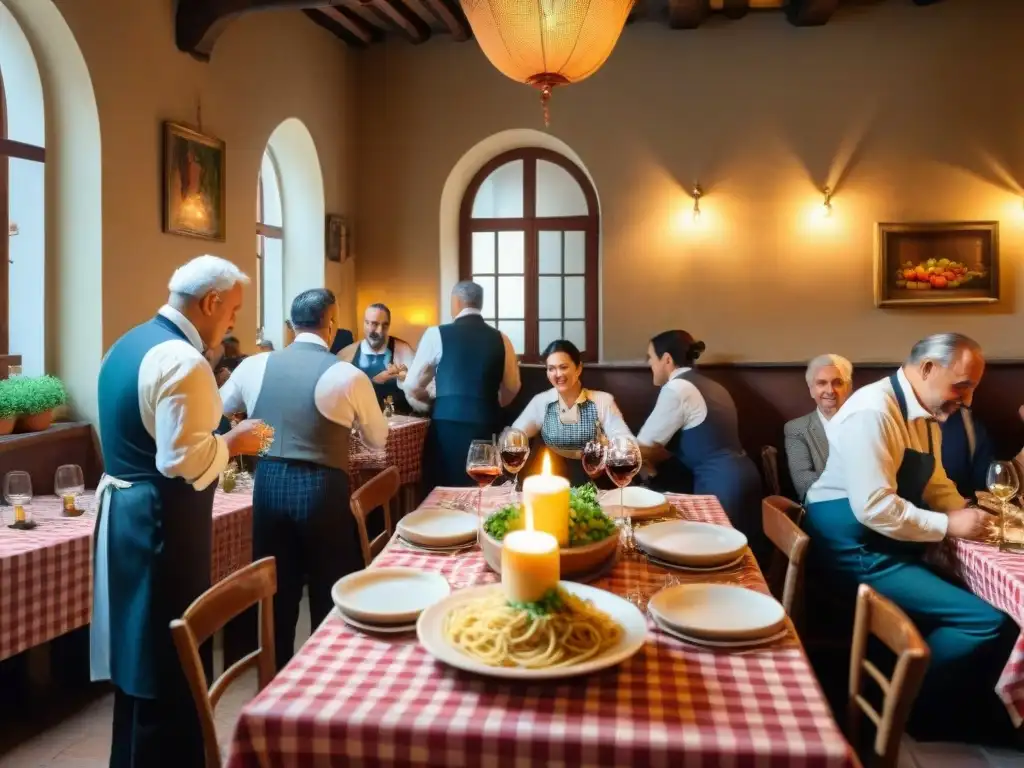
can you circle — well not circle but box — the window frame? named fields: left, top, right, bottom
left=0, top=70, right=46, bottom=357
left=256, top=149, right=283, bottom=337
left=458, top=147, right=600, bottom=364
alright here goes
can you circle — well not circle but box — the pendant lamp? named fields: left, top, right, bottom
left=460, top=0, right=634, bottom=126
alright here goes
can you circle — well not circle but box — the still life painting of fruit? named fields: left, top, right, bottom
left=875, top=222, right=998, bottom=308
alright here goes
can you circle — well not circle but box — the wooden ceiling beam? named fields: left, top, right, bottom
left=785, top=0, right=838, bottom=26
left=302, top=8, right=372, bottom=46
left=421, top=0, right=470, bottom=41
left=324, top=6, right=383, bottom=43
left=668, top=0, right=710, bottom=29
left=371, top=0, right=432, bottom=42
left=176, top=0, right=336, bottom=59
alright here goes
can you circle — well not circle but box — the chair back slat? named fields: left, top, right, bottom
left=170, top=557, right=278, bottom=768
left=847, top=584, right=930, bottom=768
left=350, top=466, right=400, bottom=566
left=761, top=496, right=809, bottom=620
left=760, top=445, right=781, bottom=496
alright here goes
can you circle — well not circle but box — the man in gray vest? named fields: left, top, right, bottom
left=221, top=288, right=387, bottom=670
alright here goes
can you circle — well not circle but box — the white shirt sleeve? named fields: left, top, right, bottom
left=219, top=353, right=268, bottom=416
left=314, top=362, right=389, bottom=450
left=403, top=327, right=441, bottom=403
left=594, top=393, right=634, bottom=441
left=395, top=340, right=431, bottom=413
left=498, top=332, right=521, bottom=408
left=140, top=341, right=228, bottom=492
left=512, top=392, right=548, bottom=438
left=833, top=410, right=952, bottom=541
left=636, top=379, right=706, bottom=446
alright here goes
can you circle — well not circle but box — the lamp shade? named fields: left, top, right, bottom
left=461, top=0, right=634, bottom=123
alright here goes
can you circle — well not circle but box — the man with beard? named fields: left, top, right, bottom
left=92, top=255, right=269, bottom=767
left=803, top=332, right=1015, bottom=745
left=338, top=303, right=423, bottom=413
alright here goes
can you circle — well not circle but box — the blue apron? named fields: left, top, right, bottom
left=354, top=337, right=409, bottom=412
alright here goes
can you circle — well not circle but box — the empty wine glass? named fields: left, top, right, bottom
left=4, top=470, right=34, bottom=529
left=581, top=439, right=607, bottom=487
left=986, top=461, right=1020, bottom=549
left=605, top=436, right=642, bottom=554
left=466, top=440, right=501, bottom=524
left=55, top=464, right=85, bottom=517
left=499, top=428, right=530, bottom=501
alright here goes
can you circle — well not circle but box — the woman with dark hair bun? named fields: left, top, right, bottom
left=637, top=330, right=767, bottom=562
left=511, top=339, right=633, bottom=485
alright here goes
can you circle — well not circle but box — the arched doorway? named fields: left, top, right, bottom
left=257, top=148, right=284, bottom=348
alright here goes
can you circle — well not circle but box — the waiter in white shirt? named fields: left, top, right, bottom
left=338, top=302, right=422, bottom=413
left=221, top=288, right=387, bottom=671
left=92, top=256, right=268, bottom=767
left=804, top=333, right=1015, bottom=744
left=404, top=280, right=520, bottom=487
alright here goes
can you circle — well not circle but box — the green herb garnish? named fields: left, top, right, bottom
left=508, top=588, right=564, bottom=620
left=568, top=484, right=618, bottom=546
left=483, top=503, right=523, bottom=540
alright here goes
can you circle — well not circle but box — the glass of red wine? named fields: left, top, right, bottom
left=605, top=436, right=642, bottom=554
left=581, top=439, right=607, bottom=488
left=466, top=439, right=501, bottom=524
left=499, top=428, right=530, bottom=502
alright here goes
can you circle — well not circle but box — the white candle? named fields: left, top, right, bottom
left=501, top=529, right=560, bottom=603
left=521, top=452, right=570, bottom=546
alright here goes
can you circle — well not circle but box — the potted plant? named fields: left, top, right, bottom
left=0, top=379, right=18, bottom=436
left=8, top=375, right=68, bottom=433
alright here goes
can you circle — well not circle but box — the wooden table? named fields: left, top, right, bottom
left=227, top=487, right=856, bottom=768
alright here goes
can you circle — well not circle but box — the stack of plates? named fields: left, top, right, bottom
left=600, top=487, right=670, bottom=520
left=634, top=520, right=747, bottom=572
left=396, top=506, right=478, bottom=552
left=332, top=567, right=451, bottom=634
left=648, top=583, right=787, bottom=649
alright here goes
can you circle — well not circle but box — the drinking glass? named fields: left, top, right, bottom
left=55, top=464, right=85, bottom=517
left=499, top=428, right=530, bottom=501
left=4, top=470, right=34, bottom=528
left=605, top=436, right=642, bottom=553
left=7, top=365, right=21, bottom=378
left=987, top=461, right=1022, bottom=551
left=581, top=439, right=607, bottom=487
left=466, top=440, right=501, bottom=524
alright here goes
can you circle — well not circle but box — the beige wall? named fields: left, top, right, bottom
left=354, top=0, right=1024, bottom=363
left=51, top=0, right=360, bottom=352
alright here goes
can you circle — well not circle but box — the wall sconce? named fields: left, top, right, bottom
left=8, top=222, right=18, bottom=237
left=822, top=186, right=833, bottom=217
left=692, top=184, right=703, bottom=221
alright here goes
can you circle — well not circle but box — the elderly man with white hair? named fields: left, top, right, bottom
left=91, top=255, right=269, bottom=768
left=783, top=353, right=854, bottom=500
left=804, top=333, right=1016, bottom=745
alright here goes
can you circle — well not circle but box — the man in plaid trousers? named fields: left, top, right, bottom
left=221, top=288, right=388, bottom=670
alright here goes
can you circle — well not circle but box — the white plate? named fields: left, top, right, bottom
left=645, top=553, right=745, bottom=573
left=337, top=610, right=417, bottom=635
left=652, top=615, right=789, bottom=649
left=648, top=583, right=786, bottom=641
left=332, top=568, right=451, bottom=625
left=635, top=520, right=747, bottom=567
left=397, top=507, right=479, bottom=548
left=417, top=581, right=647, bottom=680
left=600, top=487, right=669, bottom=520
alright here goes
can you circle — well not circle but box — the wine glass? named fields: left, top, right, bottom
left=986, top=461, right=1019, bottom=548
left=466, top=440, right=501, bottom=524
left=4, top=470, right=34, bottom=529
left=499, top=428, right=530, bottom=501
left=605, top=436, right=642, bottom=553
left=55, top=464, right=85, bottom=517
left=581, top=439, right=607, bottom=487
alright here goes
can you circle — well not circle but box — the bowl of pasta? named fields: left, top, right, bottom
left=480, top=484, right=619, bottom=579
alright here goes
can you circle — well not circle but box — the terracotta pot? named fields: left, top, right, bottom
left=16, top=409, right=54, bottom=433
left=0, top=418, right=14, bottom=436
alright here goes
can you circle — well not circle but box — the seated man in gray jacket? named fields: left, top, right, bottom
left=784, top=354, right=853, bottom=500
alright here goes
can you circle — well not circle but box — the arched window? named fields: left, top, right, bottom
left=0, top=59, right=46, bottom=364
left=256, top=148, right=284, bottom=348
left=459, top=148, right=599, bottom=363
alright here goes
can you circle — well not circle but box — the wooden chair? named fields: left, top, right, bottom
left=847, top=584, right=930, bottom=768
left=761, top=496, right=809, bottom=620
left=170, top=557, right=278, bottom=768
left=351, top=465, right=400, bottom=566
left=760, top=445, right=781, bottom=496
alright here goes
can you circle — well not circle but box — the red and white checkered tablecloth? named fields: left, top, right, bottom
left=349, top=415, right=429, bottom=486
left=0, top=490, right=253, bottom=663
left=938, top=537, right=1024, bottom=727
left=227, top=487, right=856, bottom=768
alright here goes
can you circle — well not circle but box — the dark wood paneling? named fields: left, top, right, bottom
left=0, top=422, right=103, bottom=495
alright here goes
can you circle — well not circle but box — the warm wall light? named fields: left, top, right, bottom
left=822, top=186, right=833, bottom=217
left=692, top=184, right=703, bottom=221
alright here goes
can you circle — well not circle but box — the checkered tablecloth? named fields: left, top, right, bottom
left=0, top=490, right=253, bottom=663
left=349, top=415, right=429, bottom=486
left=936, top=537, right=1024, bottom=727
left=227, top=487, right=855, bottom=768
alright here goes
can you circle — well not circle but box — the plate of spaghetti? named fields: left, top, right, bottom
left=416, top=581, right=647, bottom=679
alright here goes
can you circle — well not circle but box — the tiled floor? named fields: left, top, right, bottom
left=0, top=597, right=312, bottom=767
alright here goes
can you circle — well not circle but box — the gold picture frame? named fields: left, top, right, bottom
left=874, top=221, right=998, bottom=308
left=162, top=122, right=226, bottom=241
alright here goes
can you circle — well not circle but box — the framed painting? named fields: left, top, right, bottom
left=163, top=122, right=226, bottom=241
left=326, top=214, right=349, bottom=263
left=875, top=221, right=998, bottom=308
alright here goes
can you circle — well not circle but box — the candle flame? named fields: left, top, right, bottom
left=541, top=451, right=552, bottom=476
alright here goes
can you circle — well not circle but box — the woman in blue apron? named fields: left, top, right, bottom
left=804, top=371, right=1016, bottom=744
